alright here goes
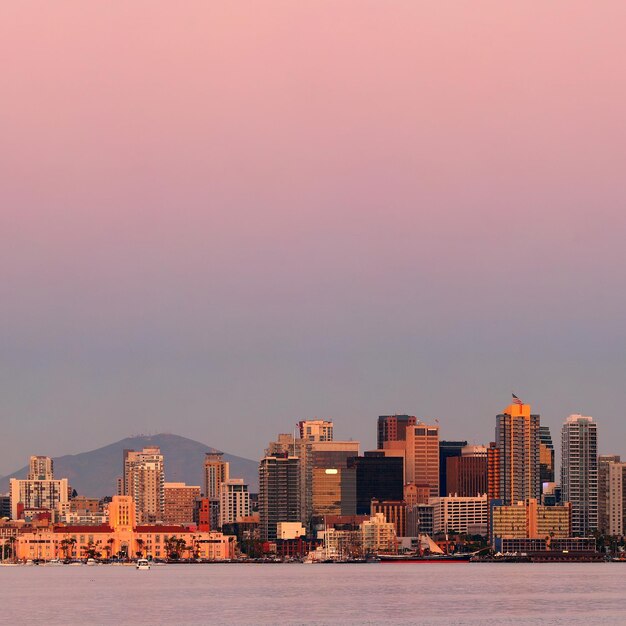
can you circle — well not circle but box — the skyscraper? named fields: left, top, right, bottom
left=123, top=447, right=165, bottom=523
left=439, top=440, right=467, bottom=496
left=495, top=400, right=540, bottom=505
left=28, top=456, right=54, bottom=480
left=405, top=424, right=440, bottom=498
left=219, top=479, right=251, bottom=527
left=258, top=452, right=300, bottom=542
left=538, top=426, right=555, bottom=485
left=347, top=452, right=403, bottom=515
left=377, top=415, right=417, bottom=450
left=561, top=414, right=598, bottom=536
left=203, top=452, right=229, bottom=500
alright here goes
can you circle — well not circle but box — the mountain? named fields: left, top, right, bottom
left=0, top=434, right=259, bottom=497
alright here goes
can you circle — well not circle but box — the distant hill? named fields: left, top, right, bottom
left=0, top=434, right=258, bottom=497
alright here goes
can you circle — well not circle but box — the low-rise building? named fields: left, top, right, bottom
left=431, top=494, right=488, bottom=536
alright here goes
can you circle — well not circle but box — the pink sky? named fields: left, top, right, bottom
left=1, top=2, right=626, bottom=472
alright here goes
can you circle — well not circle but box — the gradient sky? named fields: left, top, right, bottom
left=2, top=1, right=626, bottom=475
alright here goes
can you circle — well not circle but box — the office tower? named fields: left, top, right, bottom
left=123, top=447, right=165, bottom=523
left=405, top=424, right=440, bottom=498
left=298, top=420, right=333, bottom=442
left=561, top=414, right=598, bottom=536
left=9, top=456, right=69, bottom=520
left=203, top=452, right=230, bottom=499
left=28, top=456, right=54, bottom=480
left=439, top=441, right=467, bottom=497
left=598, top=455, right=624, bottom=536
left=163, top=483, right=201, bottom=525
left=377, top=415, right=417, bottom=449
left=347, top=452, right=403, bottom=515
left=258, top=452, right=300, bottom=541
left=495, top=400, right=540, bottom=504
left=310, top=441, right=359, bottom=520
left=219, top=479, right=251, bottom=527
left=446, top=445, right=488, bottom=497
left=538, top=426, right=555, bottom=485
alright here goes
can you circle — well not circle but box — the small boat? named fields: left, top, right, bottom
left=86, top=558, right=97, bottom=566
left=47, top=559, right=63, bottom=566
left=136, top=558, right=151, bottom=570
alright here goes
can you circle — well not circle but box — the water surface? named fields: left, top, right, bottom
left=1, top=563, right=623, bottom=625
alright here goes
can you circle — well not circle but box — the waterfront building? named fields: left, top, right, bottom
left=495, top=400, right=540, bottom=504
left=13, top=496, right=235, bottom=562
left=258, top=452, right=300, bottom=542
left=347, top=452, right=403, bottom=515
left=598, top=455, right=625, bottom=536
left=539, top=426, right=555, bottom=485
left=446, top=445, right=488, bottom=497
left=219, top=479, right=251, bottom=527
left=163, top=483, right=201, bottom=525
left=9, top=456, right=70, bottom=521
left=491, top=498, right=571, bottom=546
left=561, top=414, right=598, bottom=536
left=377, top=415, right=417, bottom=450
left=361, top=512, right=397, bottom=554
left=298, top=420, right=333, bottom=442
left=439, top=441, right=467, bottom=497
left=122, top=447, right=165, bottom=523
left=431, top=494, right=488, bottom=536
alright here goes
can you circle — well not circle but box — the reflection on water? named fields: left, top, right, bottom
left=0, top=563, right=623, bottom=625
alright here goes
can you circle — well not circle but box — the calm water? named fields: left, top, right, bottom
left=1, top=563, right=625, bottom=625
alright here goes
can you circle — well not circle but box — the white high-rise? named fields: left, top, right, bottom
left=561, top=414, right=598, bottom=536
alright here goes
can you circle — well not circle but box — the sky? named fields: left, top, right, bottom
left=1, top=1, right=626, bottom=475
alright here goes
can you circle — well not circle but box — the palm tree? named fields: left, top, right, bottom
left=136, top=538, right=145, bottom=558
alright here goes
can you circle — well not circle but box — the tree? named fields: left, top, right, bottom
left=136, top=538, right=145, bottom=558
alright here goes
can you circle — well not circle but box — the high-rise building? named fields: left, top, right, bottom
left=298, top=420, right=333, bottom=442
left=405, top=424, right=440, bottom=498
left=28, top=456, right=54, bottom=480
left=9, top=456, right=70, bottom=520
left=598, top=455, right=625, bottom=536
left=219, top=479, right=251, bottom=527
left=310, top=441, right=359, bottom=520
left=203, top=452, right=230, bottom=499
left=495, top=400, right=540, bottom=505
left=446, top=445, right=488, bottom=497
left=258, top=452, right=300, bottom=542
left=561, top=414, right=598, bottom=536
left=163, top=483, right=201, bottom=525
left=123, top=447, right=165, bottom=524
left=377, top=415, right=417, bottom=450
left=439, top=441, right=467, bottom=497
left=347, top=452, right=403, bottom=515
left=538, top=426, right=555, bottom=485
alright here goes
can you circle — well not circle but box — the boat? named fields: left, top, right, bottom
left=378, top=553, right=471, bottom=562
left=136, top=558, right=151, bottom=570
left=47, top=559, right=63, bottom=566
left=86, top=558, right=97, bottom=566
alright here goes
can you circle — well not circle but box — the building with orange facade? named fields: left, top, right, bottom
left=13, top=496, right=235, bottom=562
